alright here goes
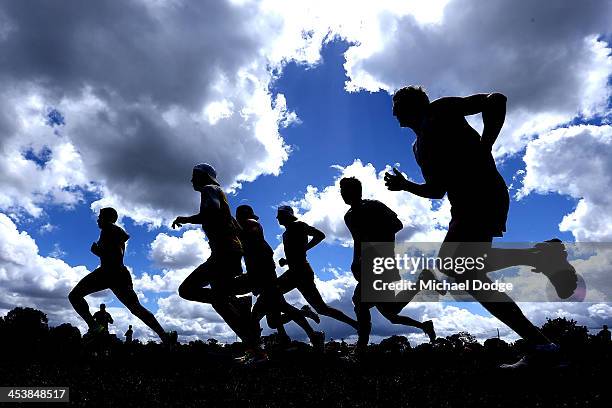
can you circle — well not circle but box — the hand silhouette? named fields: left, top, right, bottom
left=384, top=168, right=409, bottom=191
left=279, top=258, right=287, bottom=267
left=171, top=217, right=183, bottom=229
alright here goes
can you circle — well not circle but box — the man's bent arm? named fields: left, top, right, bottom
left=480, top=93, right=507, bottom=150
left=433, top=93, right=507, bottom=149
left=305, top=225, right=326, bottom=251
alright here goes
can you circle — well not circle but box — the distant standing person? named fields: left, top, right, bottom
left=597, top=325, right=611, bottom=344
left=385, top=86, right=577, bottom=368
left=93, top=304, right=113, bottom=334
left=276, top=206, right=358, bottom=330
left=341, top=177, right=436, bottom=350
left=69, top=207, right=175, bottom=344
left=125, top=325, right=133, bottom=343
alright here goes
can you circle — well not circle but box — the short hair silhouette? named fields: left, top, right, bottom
left=393, top=85, right=429, bottom=109
left=340, top=177, right=362, bottom=196
left=99, top=207, right=118, bottom=223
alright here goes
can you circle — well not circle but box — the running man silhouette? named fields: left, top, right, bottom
left=340, top=177, right=436, bottom=350
left=276, top=205, right=358, bottom=330
left=235, top=205, right=324, bottom=349
left=173, top=163, right=258, bottom=348
left=385, top=86, right=578, bottom=368
left=93, top=304, right=113, bottom=333
left=69, top=207, right=175, bottom=343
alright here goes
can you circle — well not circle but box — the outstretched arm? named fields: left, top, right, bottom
left=172, top=213, right=205, bottom=229
left=384, top=168, right=445, bottom=199
left=304, top=224, right=326, bottom=251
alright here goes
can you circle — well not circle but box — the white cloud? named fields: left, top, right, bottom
left=519, top=125, right=612, bottom=241
left=0, top=212, right=89, bottom=320
left=0, top=1, right=299, bottom=225
left=287, top=159, right=451, bottom=246
left=149, top=229, right=210, bottom=270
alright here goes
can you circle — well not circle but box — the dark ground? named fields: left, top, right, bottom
left=0, top=308, right=609, bottom=408
left=0, top=340, right=609, bottom=408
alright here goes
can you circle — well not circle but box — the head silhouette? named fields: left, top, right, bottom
left=392, top=85, right=430, bottom=129
left=128, top=325, right=132, bottom=329
left=100, top=303, right=106, bottom=311
left=191, top=163, right=220, bottom=191
left=236, top=205, right=259, bottom=223
left=276, top=205, right=297, bottom=226
left=97, top=207, right=118, bottom=228
left=340, top=177, right=362, bottom=206
left=605, top=325, right=609, bottom=330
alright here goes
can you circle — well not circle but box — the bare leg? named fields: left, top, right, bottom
left=280, top=304, right=316, bottom=338
left=296, top=279, right=357, bottom=328
left=68, top=268, right=111, bottom=330
left=115, top=289, right=166, bottom=339
left=440, top=239, right=550, bottom=345
left=353, top=284, right=372, bottom=349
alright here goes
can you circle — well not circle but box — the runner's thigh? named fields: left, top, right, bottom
left=71, top=267, right=113, bottom=297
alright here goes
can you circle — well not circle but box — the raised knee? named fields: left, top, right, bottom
left=178, top=284, right=192, bottom=300
left=68, top=289, right=81, bottom=303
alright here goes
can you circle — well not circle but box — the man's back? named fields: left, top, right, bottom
left=199, top=185, right=242, bottom=254
left=345, top=199, right=401, bottom=243
left=414, top=98, right=509, bottom=236
left=239, top=218, right=276, bottom=287
left=282, top=221, right=310, bottom=266
left=345, top=199, right=401, bottom=283
left=93, top=311, right=112, bottom=331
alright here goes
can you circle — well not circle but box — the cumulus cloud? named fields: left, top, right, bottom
left=0, top=0, right=301, bottom=224
left=0, top=212, right=89, bottom=319
left=519, top=125, right=612, bottom=241
left=336, top=0, right=612, bottom=157
left=286, top=159, right=451, bottom=246
left=3, top=0, right=609, bottom=223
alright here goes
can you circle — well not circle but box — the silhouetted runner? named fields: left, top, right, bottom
left=276, top=205, right=358, bottom=330
left=341, top=177, right=436, bottom=350
left=235, top=205, right=324, bottom=350
left=125, top=325, right=133, bottom=343
left=93, top=304, right=113, bottom=333
left=385, top=86, right=578, bottom=368
left=69, top=207, right=175, bottom=343
left=173, top=163, right=260, bottom=354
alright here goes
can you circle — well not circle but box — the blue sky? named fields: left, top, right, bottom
left=0, top=1, right=610, bottom=343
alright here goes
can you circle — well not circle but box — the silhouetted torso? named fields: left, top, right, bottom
left=414, top=100, right=509, bottom=236
left=282, top=221, right=310, bottom=268
left=93, top=311, right=113, bottom=332
left=344, top=199, right=399, bottom=243
left=345, top=199, right=401, bottom=282
left=239, top=219, right=276, bottom=289
left=97, top=224, right=130, bottom=266
left=598, top=328, right=611, bottom=343
left=199, top=185, right=242, bottom=255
